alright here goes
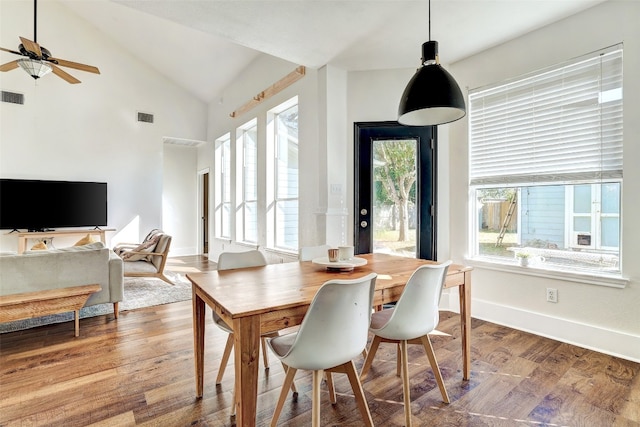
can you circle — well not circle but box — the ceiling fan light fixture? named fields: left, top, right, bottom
left=0, top=0, right=98, bottom=83
left=398, top=2, right=466, bottom=126
left=17, top=58, right=52, bottom=79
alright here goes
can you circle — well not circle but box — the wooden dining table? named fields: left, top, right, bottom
left=188, top=252, right=472, bottom=426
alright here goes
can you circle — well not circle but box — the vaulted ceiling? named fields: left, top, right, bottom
left=49, top=1, right=611, bottom=102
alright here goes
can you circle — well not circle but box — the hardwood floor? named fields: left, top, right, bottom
left=1, top=255, right=638, bottom=426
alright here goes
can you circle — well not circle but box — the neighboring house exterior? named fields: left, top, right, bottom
left=521, top=184, right=620, bottom=253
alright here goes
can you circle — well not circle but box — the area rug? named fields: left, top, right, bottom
left=0, top=271, right=192, bottom=334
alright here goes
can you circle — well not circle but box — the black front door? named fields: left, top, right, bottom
left=354, top=121, right=437, bottom=260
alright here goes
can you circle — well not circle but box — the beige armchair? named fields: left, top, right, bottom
left=114, top=230, right=173, bottom=284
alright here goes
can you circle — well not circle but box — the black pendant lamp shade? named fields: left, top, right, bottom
left=398, top=10, right=466, bottom=126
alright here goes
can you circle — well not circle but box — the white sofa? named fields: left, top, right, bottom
left=0, top=242, right=124, bottom=317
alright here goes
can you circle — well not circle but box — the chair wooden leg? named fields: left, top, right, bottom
left=325, top=372, right=336, bottom=404
left=113, top=302, right=119, bottom=319
left=420, top=335, right=450, bottom=404
left=280, top=362, right=298, bottom=395
left=360, top=335, right=382, bottom=379
left=230, top=383, right=236, bottom=417
left=343, top=360, right=374, bottom=427
left=312, top=370, right=323, bottom=427
left=397, top=342, right=402, bottom=377
left=158, top=273, right=174, bottom=285
left=216, top=333, right=234, bottom=384
left=400, top=340, right=412, bottom=427
left=261, top=336, right=270, bottom=369
left=270, top=366, right=297, bottom=427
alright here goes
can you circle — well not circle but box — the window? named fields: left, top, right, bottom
left=267, top=97, right=299, bottom=251
left=469, top=45, right=623, bottom=275
left=237, top=120, right=258, bottom=243
left=215, top=133, right=232, bottom=239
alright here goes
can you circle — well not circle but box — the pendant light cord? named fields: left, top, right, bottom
left=428, top=0, right=431, bottom=41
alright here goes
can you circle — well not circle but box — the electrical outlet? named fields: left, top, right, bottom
left=546, top=288, right=558, bottom=303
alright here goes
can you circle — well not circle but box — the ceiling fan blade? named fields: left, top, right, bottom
left=1, top=46, right=23, bottom=56
left=47, top=57, right=100, bottom=74
left=50, top=64, right=80, bottom=84
left=19, top=37, right=42, bottom=58
left=0, top=60, right=20, bottom=72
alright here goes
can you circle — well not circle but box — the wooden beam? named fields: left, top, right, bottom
left=230, top=66, right=306, bottom=118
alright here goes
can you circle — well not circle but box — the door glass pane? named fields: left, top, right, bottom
left=372, top=139, right=417, bottom=257
left=573, top=217, right=591, bottom=232
left=601, top=217, right=619, bottom=247
left=573, top=185, right=591, bottom=213
left=601, top=183, right=620, bottom=214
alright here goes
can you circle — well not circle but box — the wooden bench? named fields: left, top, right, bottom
left=0, top=284, right=101, bottom=337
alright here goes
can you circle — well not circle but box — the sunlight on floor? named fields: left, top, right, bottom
left=428, top=406, right=568, bottom=427
left=165, top=265, right=202, bottom=273
left=165, top=258, right=204, bottom=273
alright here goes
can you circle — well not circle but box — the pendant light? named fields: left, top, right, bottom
left=398, top=0, right=466, bottom=126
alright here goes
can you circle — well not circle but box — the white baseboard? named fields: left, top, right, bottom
left=167, top=246, right=199, bottom=257
left=441, top=294, right=640, bottom=363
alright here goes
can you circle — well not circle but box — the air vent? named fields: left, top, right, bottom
left=137, top=112, right=154, bottom=123
left=2, top=91, right=24, bottom=105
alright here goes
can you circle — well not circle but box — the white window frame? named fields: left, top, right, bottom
left=214, top=133, right=232, bottom=239
left=266, top=96, right=299, bottom=252
left=468, top=45, right=624, bottom=282
left=236, top=119, right=259, bottom=244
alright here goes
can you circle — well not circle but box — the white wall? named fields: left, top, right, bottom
left=162, top=143, right=198, bottom=256
left=0, top=1, right=206, bottom=253
left=448, top=0, right=640, bottom=362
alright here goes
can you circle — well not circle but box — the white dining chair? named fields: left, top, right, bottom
left=215, top=250, right=270, bottom=378
left=214, top=250, right=295, bottom=416
left=299, top=244, right=363, bottom=394
left=360, top=261, right=453, bottom=427
left=298, top=244, right=332, bottom=261
left=267, top=272, right=378, bottom=427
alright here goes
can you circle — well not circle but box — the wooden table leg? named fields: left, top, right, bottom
left=458, top=271, right=472, bottom=380
left=233, top=315, right=261, bottom=426
left=193, top=288, right=206, bottom=398
left=74, top=310, right=80, bottom=337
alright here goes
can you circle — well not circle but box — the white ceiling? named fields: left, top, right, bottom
left=60, top=0, right=607, bottom=103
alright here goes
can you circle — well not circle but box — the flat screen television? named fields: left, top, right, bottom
left=0, top=179, right=108, bottom=232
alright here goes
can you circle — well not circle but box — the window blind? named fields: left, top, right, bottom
left=469, top=45, right=623, bottom=186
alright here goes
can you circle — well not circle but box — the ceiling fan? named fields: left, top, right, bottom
left=0, top=0, right=100, bottom=84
